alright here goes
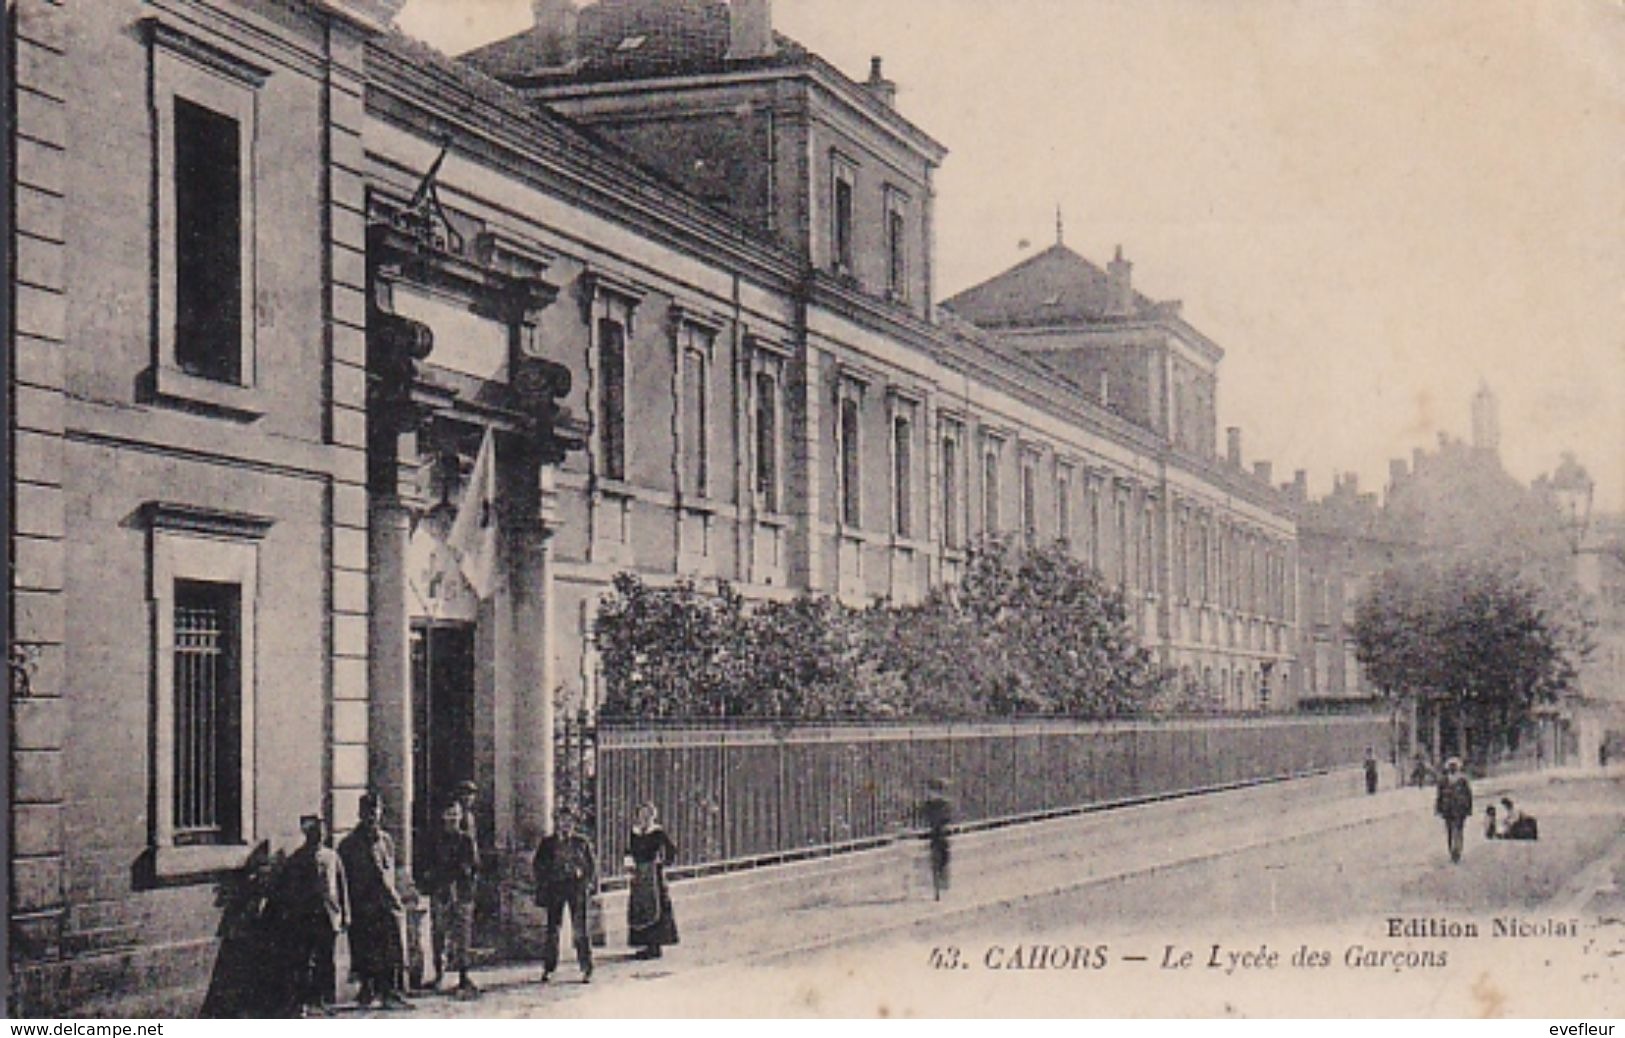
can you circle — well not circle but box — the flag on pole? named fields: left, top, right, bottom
left=447, top=430, right=500, bottom=599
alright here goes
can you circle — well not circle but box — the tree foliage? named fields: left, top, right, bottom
left=1352, top=558, right=1592, bottom=760
left=594, top=538, right=1178, bottom=721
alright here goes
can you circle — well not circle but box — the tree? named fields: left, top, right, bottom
left=1352, top=559, right=1590, bottom=766
left=890, top=539, right=1170, bottom=717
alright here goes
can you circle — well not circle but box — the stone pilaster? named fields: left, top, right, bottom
left=325, top=19, right=372, bottom=833
left=10, top=0, right=70, bottom=986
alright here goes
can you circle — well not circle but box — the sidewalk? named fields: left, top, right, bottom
left=366, top=763, right=1600, bottom=1017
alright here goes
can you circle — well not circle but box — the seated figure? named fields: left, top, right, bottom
left=1500, top=797, right=1539, bottom=841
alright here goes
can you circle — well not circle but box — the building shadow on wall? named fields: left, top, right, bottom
left=198, top=841, right=296, bottom=1019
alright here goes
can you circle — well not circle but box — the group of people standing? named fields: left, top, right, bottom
left=261, top=789, right=680, bottom=1017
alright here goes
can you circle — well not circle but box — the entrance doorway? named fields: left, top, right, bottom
left=410, top=622, right=476, bottom=884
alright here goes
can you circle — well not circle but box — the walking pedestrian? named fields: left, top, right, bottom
left=625, top=802, right=678, bottom=960
left=1433, top=757, right=1474, bottom=864
left=920, top=778, right=953, bottom=900
left=533, top=808, right=596, bottom=983
left=426, top=802, right=481, bottom=999
left=1363, top=747, right=1379, bottom=796
left=337, top=793, right=413, bottom=1010
left=278, top=814, right=349, bottom=1016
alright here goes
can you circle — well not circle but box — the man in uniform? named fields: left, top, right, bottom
left=1434, top=757, right=1474, bottom=864
left=533, top=808, right=597, bottom=983
left=338, top=794, right=412, bottom=1009
left=426, top=801, right=481, bottom=998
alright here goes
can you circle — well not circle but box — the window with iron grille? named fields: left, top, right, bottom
left=172, top=580, right=242, bottom=845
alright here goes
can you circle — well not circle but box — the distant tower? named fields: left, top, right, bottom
left=1471, top=381, right=1500, bottom=454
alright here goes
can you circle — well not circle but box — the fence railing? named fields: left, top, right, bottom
left=583, top=713, right=1390, bottom=881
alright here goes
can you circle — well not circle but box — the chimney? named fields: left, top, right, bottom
left=727, top=0, right=775, bottom=61
left=1388, top=458, right=1408, bottom=487
left=1292, top=469, right=1308, bottom=503
left=1106, top=245, right=1134, bottom=316
left=1253, top=461, right=1273, bottom=484
left=531, top=0, right=578, bottom=59
left=865, top=56, right=897, bottom=108
left=1412, top=447, right=1425, bottom=474
left=1226, top=427, right=1242, bottom=467
left=1343, top=471, right=1359, bottom=496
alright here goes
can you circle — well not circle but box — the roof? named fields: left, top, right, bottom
left=456, top=0, right=944, bottom=161
left=460, top=0, right=810, bottom=84
left=366, top=29, right=799, bottom=266
left=941, top=243, right=1160, bottom=329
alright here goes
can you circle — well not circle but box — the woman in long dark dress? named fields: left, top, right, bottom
left=624, top=802, right=678, bottom=959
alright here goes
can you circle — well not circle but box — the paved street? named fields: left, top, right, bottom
left=353, top=767, right=1625, bottom=1018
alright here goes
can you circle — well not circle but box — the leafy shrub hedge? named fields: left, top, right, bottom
left=595, top=538, right=1203, bottom=721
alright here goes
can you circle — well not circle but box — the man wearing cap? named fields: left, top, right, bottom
left=338, top=794, right=412, bottom=1009
left=280, top=814, right=349, bottom=1016
left=533, top=809, right=597, bottom=983
left=1434, top=757, right=1474, bottom=864
left=426, top=800, right=481, bottom=997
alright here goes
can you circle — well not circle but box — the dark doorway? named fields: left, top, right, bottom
left=410, top=622, right=476, bottom=885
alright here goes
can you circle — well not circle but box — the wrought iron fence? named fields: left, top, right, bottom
left=564, top=713, right=1388, bottom=883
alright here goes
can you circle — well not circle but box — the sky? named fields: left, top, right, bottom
left=394, top=0, right=1624, bottom=512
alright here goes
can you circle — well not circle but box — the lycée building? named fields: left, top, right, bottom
left=8, top=0, right=1298, bottom=1013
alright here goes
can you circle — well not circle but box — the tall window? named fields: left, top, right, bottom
left=982, top=438, right=1002, bottom=534
left=1198, top=521, right=1210, bottom=602
left=892, top=409, right=913, bottom=538
left=832, top=155, right=856, bottom=274
left=152, top=25, right=265, bottom=409
left=1115, top=493, right=1129, bottom=586
left=1141, top=505, right=1157, bottom=593
left=754, top=369, right=780, bottom=512
left=598, top=317, right=627, bottom=481
left=679, top=327, right=711, bottom=497
left=1175, top=512, right=1189, bottom=598
left=885, top=186, right=909, bottom=300
left=172, top=580, right=242, bottom=844
left=1087, top=480, right=1101, bottom=568
left=941, top=423, right=963, bottom=549
left=839, top=393, right=862, bottom=527
left=174, top=100, right=243, bottom=383
left=1056, top=464, right=1073, bottom=550
left=1021, top=456, right=1039, bottom=549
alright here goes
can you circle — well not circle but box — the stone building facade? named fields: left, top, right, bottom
left=8, top=0, right=1301, bottom=1013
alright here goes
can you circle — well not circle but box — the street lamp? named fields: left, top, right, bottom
left=1549, top=452, right=1594, bottom=555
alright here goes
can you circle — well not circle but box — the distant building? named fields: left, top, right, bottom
left=941, top=241, right=1296, bottom=710
left=1288, top=472, right=1409, bottom=711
